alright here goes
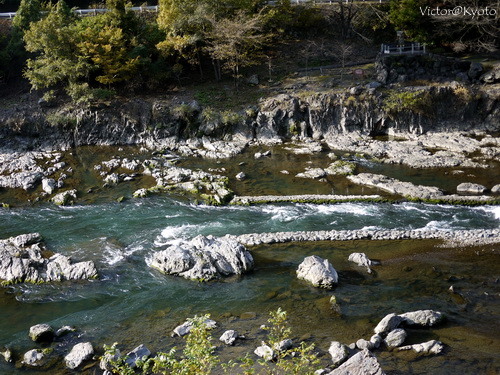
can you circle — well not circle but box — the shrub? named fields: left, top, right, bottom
left=382, top=89, right=434, bottom=118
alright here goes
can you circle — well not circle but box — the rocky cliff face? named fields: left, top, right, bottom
left=0, top=82, right=498, bottom=152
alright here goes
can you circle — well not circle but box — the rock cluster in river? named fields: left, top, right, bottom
left=149, top=235, right=254, bottom=281
left=0, top=233, right=98, bottom=284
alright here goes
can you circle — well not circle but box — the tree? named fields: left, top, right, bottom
left=76, top=17, right=140, bottom=86
left=23, top=0, right=88, bottom=90
left=389, top=0, right=433, bottom=43
left=205, top=11, right=267, bottom=84
left=12, top=0, right=41, bottom=31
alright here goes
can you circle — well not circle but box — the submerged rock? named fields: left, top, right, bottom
left=1, top=348, right=13, bottom=363
left=0, top=233, right=98, bottom=284
left=65, top=342, right=94, bottom=369
left=328, top=341, right=348, bottom=366
left=327, top=349, right=385, bottom=375
left=296, top=255, right=338, bottom=289
left=149, top=235, right=253, bottom=281
left=398, top=340, right=444, bottom=354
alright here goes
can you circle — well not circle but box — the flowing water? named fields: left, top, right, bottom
left=0, top=198, right=499, bottom=374
left=0, top=146, right=499, bottom=374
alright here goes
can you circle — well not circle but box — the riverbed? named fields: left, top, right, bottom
left=0, top=146, right=499, bottom=374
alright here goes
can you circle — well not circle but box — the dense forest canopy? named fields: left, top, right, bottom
left=0, top=0, right=498, bottom=101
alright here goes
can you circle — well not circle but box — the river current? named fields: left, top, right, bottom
left=1, top=196, right=499, bottom=374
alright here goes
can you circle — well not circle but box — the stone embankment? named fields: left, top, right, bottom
left=230, top=194, right=382, bottom=205
left=226, top=228, right=500, bottom=247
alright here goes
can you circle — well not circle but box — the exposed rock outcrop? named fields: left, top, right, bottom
left=327, top=349, right=385, bottom=375
left=149, top=235, right=253, bottom=281
left=296, top=255, right=338, bottom=288
left=0, top=233, right=98, bottom=285
left=398, top=340, right=444, bottom=354
left=64, top=342, right=94, bottom=370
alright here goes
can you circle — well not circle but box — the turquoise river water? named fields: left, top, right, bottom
left=0, top=196, right=499, bottom=374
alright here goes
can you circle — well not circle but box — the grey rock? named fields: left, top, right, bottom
left=398, top=340, right=444, bottom=354
left=220, top=330, right=239, bottom=345
left=297, top=255, right=338, bottom=288
left=51, top=189, right=77, bottom=206
left=370, top=334, right=383, bottom=349
left=398, top=310, right=443, bottom=327
left=456, top=182, right=487, bottom=194
left=468, top=62, right=483, bottom=80
left=173, top=318, right=217, bottom=337
left=366, top=81, right=382, bottom=89
left=348, top=252, right=374, bottom=273
left=235, top=172, right=246, bottom=181
left=125, top=344, right=151, bottom=368
left=65, top=342, right=94, bottom=369
left=254, top=344, right=275, bottom=361
left=275, top=339, right=293, bottom=352
left=150, top=235, right=253, bottom=281
left=384, top=328, right=407, bottom=348
left=23, top=349, right=46, bottom=367
left=29, top=324, right=54, bottom=343
left=491, top=184, right=500, bottom=194
left=42, top=178, right=56, bottom=194
left=480, top=65, right=500, bottom=83
left=328, top=341, right=348, bottom=366
left=327, top=349, right=385, bottom=375
left=1, top=348, right=13, bottom=363
left=247, top=74, right=259, bottom=85
left=296, top=167, right=326, bottom=179
left=0, top=233, right=98, bottom=284
left=347, top=173, right=443, bottom=200
left=133, top=188, right=149, bottom=198
left=324, top=161, right=356, bottom=176
left=356, top=338, right=375, bottom=350
left=56, top=326, right=76, bottom=337
left=374, top=313, right=403, bottom=334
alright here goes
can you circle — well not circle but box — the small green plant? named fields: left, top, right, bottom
left=220, top=110, right=242, bottom=126
left=45, top=113, right=77, bottom=127
left=382, top=89, right=434, bottom=118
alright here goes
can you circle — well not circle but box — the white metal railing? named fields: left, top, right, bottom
left=381, top=43, right=426, bottom=55
left=0, top=5, right=159, bottom=19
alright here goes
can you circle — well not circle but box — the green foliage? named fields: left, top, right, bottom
left=140, top=315, right=218, bottom=375
left=382, top=89, right=434, bottom=118
left=389, top=0, right=432, bottom=44
left=45, top=112, right=77, bottom=127
left=12, top=0, right=42, bottom=31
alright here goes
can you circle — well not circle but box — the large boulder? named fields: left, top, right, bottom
left=0, top=233, right=98, bottom=284
left=327, top=349, right=385, bottom=375
left=296, top=255, right=338, bottom=289
left=220, top=330, right=239, bottom=346
left=149, top=235, right=253, bottom=281
left=64, top=342, right=94, bottom=369
left=398, top=310, right=443, bottom=327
